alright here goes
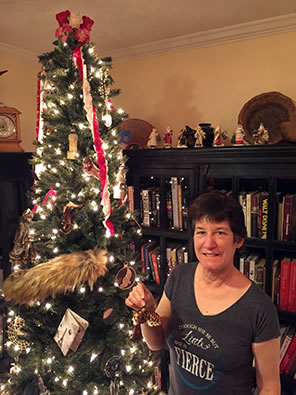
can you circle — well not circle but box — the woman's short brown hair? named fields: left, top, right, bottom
left=188, top=190, right=247, bottom=240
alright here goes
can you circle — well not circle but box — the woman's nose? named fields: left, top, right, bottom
left=203, top=235, right=217, bottom=248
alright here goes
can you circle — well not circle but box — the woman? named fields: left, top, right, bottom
left=126, top=191, right=280, bottom=394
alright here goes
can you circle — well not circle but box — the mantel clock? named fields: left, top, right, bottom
left=0, top=106, right=24, bottom=152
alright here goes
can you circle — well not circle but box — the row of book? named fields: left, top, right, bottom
left=166, top=177, right=189, bottom=231
left=238, top=191, right=268, bottom=239
left=140, top=240, right=188, bottom=284
left=280, top=324, right=296, bottom=378
left=239, top=253, right=266, bottom=290
left=239, top=190, right=296, bottom=241
left=135, top=177, right=189, bottom=230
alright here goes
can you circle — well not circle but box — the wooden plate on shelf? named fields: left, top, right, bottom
left=238, top=91, right=296, bottom=144
left=120, top=118, right=155, bottom=149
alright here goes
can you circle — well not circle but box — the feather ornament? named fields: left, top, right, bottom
left=1, top=248, right=108, bottom=305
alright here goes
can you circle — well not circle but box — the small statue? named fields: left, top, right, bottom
left=231, top=124, right=245, bottom=146
left=9, top=208, right=36, bottom=269
left=194, top=126, right=206, bottom=148
left=213, top=125, right=228, bottom=147
left=251, top=128, right=261, bottom=145
left=259, top=123, right=269, bottom=145
left=147, top=128, right=160, bottom=148
left=177, top=129, right=187, bottom=148
left=183, top=125, right=196, bottom=148
left=164, top=127, right=173, bottom=148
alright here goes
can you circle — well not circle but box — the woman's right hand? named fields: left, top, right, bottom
left=125, top=283, right=157, bottom=312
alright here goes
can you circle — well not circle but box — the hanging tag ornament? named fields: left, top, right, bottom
left=115, top=262, right=136, bottom=290
left=104, top=355, right=123, bottom=395
left=67, top=131, right=78, bottom=159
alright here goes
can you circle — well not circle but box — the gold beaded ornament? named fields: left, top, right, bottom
left=132, top=308, right=161, bottom=327
left=7, top=316, right=30, bottom=351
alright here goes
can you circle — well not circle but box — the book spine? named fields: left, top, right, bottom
left=288, top=259, right=296, bottom=312
left=251, top=193, right=259, bottom=238
left=177, top=181, right=183, bottom=230
left=281, top=336, right=296, bottom=373
left=171, top=177, right=179, bottom=229
left=260, top=192, right=268, bottom=239
left=283, top=195, right=293, bottom=241
left=141, top=189, right=150, bottom=227
left=279, top=258, right=291, bottom=310
left=127, top=185, right=134, bottom=212
left=280, top=327, right=295, bottom=363
left=150, top=249, right=160, bottom=285
left=166, top=190, right=173, bottom=229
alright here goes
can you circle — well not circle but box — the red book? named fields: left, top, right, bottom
left=281, top=335, right=296, bottom=373
left=288, top=259, right=296, bottom=312
left=283, top=195, right=293, bottom=241
left=279, top=257, right=291, bottom=310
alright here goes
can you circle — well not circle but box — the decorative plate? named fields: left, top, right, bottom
left=120, top=118, right=154, bottom=149
left=238, top=91, right=296, bottom=144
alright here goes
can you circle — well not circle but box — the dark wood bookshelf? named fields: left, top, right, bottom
left=125, top=145, right=296, bottom=394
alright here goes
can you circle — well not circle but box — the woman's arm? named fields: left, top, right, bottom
left=252, top=337, right=281, bottom=395
left=125, top=284, right=171, bottom=351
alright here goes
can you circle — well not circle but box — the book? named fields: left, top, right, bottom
left=246, top=191, right=257, bottom=237
left=248, top=254, right=261, bottom=282
left=177, top=181, right=183, bottom=230
left=143, top=241, right=158, bottom=282
left=171, top=177, right=179, bottom=229
left=284, top=338, right=296, bottom=375
left=271, top=259, right=280, bottom=303
left=149, top=246, right=161, bottom=285
left=254, top=258, right=266, bottom=291
left=258, top=192, right=268, bottom=239
left=281, top=334, right=296, bottom=374
left=282, top=194, right=293, bottom=242
left=127, top=185, right=134, bottom=212
left=277, top=194, right=284, bottom=240
left=280, top=325, right=296, bottom=364
left=279, top=257, right=291, bottom=310
left=250, top=192, right=260, bottom=238
left=239, top=253, right=249, bottom=274
left=243, top=254, right=254, bottom=278
left=141, top=189, right=150, bottom=227
left=287, top=258, right=296, bottom=312
left=166, top=189, right=173, bottom=229
left=239, top=192, right=247, bottom=228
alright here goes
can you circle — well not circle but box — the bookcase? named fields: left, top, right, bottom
left=124, top=145, right=296, bottom=394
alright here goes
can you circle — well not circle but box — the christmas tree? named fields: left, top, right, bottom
left=0, top=10, right=159, bottom=395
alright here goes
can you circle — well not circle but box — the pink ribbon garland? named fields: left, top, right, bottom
left=42, top=187, right=57, bottom=205
left=73, top=47, right=114, bottom=236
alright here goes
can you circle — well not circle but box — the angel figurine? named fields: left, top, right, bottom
left=164, top=127, right=173, bottom=148
left=258, top=123, right=269, bottom=145
left=194, top=126, right=206, bottom=148
left=213, top=125, right=228, bottom=147
left=147, top=128, right=160, bottom=148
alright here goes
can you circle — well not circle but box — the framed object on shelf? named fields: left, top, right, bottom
left=0, top=106, right=24, bottom=152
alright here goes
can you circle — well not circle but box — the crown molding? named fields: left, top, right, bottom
left=108, top=13, right=296, bottom=61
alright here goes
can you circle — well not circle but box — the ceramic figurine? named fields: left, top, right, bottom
left=213, top=125, right=228, bottom=147
left=177, top=129, right=187, bottom=148
left=232, top=124, right=245, bottom=146
left=184, top=125, right=196, bottom=147
left=258, top=123, right=269, bottom=145
left=164, top=126, right=173, bottom=148
left=194, top=126, right=206, bottom=147
left=147, top=128, right=160, bottom=148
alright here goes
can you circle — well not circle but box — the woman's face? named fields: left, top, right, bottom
left=193, top=217, right=243, bottom=273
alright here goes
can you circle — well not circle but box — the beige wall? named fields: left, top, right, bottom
left=1, top=30, right=296, bottom=151
left=112, top=31, right=296, bottom=147
left=0, top=49, right=40, bottom=152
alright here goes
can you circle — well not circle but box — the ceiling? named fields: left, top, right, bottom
left=1, top=0, right=296, bottom=61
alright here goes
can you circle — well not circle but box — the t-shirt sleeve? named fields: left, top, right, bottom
left=253, top=293, right=281, bottom=343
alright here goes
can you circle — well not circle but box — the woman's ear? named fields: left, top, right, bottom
left=235, top=237, right=244, bottom=249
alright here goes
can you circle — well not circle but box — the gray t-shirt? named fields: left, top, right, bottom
left=164, top=262, right=280, bottom=395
